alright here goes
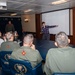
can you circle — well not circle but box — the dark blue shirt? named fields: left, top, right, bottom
left=41, top=25, right=56, bottom=34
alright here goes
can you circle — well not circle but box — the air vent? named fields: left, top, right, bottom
left=0, top=6, right=7, bottom=10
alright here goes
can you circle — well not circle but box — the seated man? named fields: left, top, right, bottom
left=11, top=34, right=42, bottom=68
left=0, top=31, right=4, bottom=47
left=44, top=32, right=75, bottom=75
left=0, top=31, right=20, bottom=51
left=0, top=38, right=4, bottom=47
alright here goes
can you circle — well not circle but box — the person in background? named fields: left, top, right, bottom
left=0, top=31, right=2, bottom=38
left=5, top=21, right=15, bottom=32
left=2, top=33, right=7, bottom=42
left=41, top=22, right=58, bottom=40
left=0, top=31, right=20, bottom=51
left=44, top=32, right=75, bottom=75
left=0, top=31, right=4, bottom=47
left=14, top=31, right=19, bottom=42
left=11, top=34, right=42, bottom=68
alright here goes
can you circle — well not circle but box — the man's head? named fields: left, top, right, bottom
left=55, top=32, right=70, bottom=48
left=42, top=22, right=45, bottom=27
left=8, top=21, right=12, bottom=24
left=23, top=34, right=34, bottom=47
left=6, top=31, right=14, bottom=41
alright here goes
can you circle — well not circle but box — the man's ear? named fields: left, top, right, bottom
left=68, top=39, right=70, bottom=44
left=55, top=42, right=58, bottom=47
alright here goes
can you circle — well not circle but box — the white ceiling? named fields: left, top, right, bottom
left=0, top=0, right=75, bottom=15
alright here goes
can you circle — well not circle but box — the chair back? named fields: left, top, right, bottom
left=0, top=51, right=12, bottom=72
left=53, top=73, right=75, bottom=75
left=9, top=59, right=43, bottom=75
left=0, top=52, right=1, bottom=68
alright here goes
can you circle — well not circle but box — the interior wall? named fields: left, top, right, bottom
left=35, top=14, right=42, bottom=39
left=21, top=14, right=36, bottom=32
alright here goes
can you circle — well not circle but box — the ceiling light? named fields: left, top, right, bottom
left=51, top=0, right=68, bottom=5
left=24, top=19, right=29, bottom=22
left=10, top=13, right=17, bottom=16
left=0, top=1, right=7, bottom=6
left=24, top=9, right=33, bottom=13
left=0, top=1, right=7, bottom=10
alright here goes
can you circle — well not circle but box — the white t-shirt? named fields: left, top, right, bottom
left=0, top=38, right=4, bottom=46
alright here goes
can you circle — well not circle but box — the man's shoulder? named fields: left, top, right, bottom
left=47, top=48, right=58, bottom=55
left=4, top=41, right=14, bottom=45
left=13, top=41, right=18, bottom=44
left=8, top=41, right=19, bottom=45
left=48, top=48, right=58, bottom=52
left=1, top=41, right=8, bottom=45
left=1, top=41, right=19, bottom=47
left=18, top=46, right=31, bottom=51
left=20, top=46, right=39, bottom=53
left=12, top=46, right=32, bottom=54
left=48, top=47, right=75, bottom=53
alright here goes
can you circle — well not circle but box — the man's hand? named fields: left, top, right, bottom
left=30, top=44, right=35, bottom=50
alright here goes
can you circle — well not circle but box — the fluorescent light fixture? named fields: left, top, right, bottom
left=52, top=0, right=68, bottom=5
left=24, top=9, right=33, bottom=13
left=0, top=1, right=7, bottom=10
left=0, top=1, right=7, bottom=6
left=10, top=13, right=17, bottom=16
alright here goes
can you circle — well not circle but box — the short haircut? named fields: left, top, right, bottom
left=8, top=21, right=11, bottom=23
left=42, top=22, right=45, bottom=24
left=23, top=34, right=34, bottom=44
left=55, top=32, right=69, bottom=47
left=6, top=31, right=14, bottom=40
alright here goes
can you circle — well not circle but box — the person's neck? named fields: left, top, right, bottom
left=59, top=45, right=69, bottom=48
left=23, top=44, right=30, bottom=47
left=43, top=25, right=45, bottom=28
left=8, top=39, right=13, bottom=41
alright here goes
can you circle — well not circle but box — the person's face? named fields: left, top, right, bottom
left=0, top=32, right=2, bottom=36
left=9, top=21, right=11, bottom=24
left=43, top=23, right=45, bottom=27
left=11, top=35, right=14, bottom=41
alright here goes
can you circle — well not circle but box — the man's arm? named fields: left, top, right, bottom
left=47, top=25, right=58, bottom=28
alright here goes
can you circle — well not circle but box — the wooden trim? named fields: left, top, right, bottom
left=35, top=14, right=42, bottom=39
left=72, top=7, right=75, bottom=45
